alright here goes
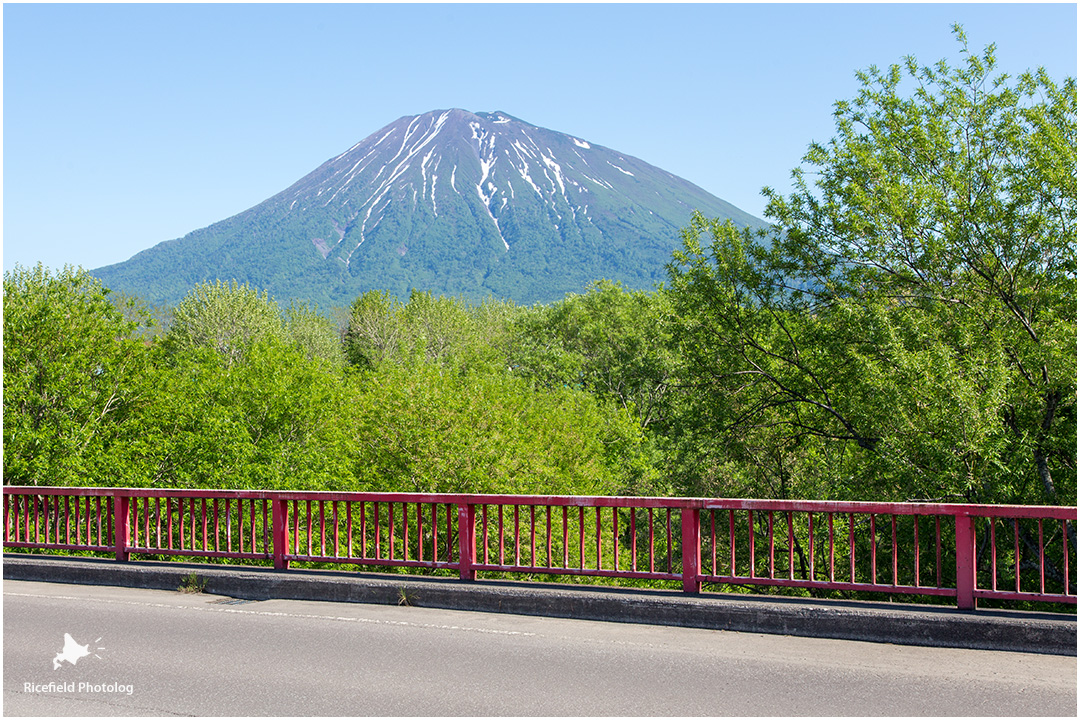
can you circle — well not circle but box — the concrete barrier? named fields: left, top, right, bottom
left=4, top=553, right=1075, bottom=656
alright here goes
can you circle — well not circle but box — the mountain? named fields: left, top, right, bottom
left=92, top=109, right=766, bottom=308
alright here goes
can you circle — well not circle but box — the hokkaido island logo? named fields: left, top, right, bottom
left=53, top=633, right=104, bottom=670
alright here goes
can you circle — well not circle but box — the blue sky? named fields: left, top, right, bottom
left=4, top=3, right=1077, bottom=273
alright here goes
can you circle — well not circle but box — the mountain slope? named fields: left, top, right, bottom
left=93, top=109, right=766, bottom=307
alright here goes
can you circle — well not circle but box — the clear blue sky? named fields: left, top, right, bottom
left=4, top=3, right=1076, bottom=273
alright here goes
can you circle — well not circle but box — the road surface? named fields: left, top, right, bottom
left=3, top=580, right=1075, bottom=716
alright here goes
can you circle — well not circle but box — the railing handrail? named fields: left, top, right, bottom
left=4, top=486, right=1075, bottom=610
left=3, top=486, right=1075, bottom=520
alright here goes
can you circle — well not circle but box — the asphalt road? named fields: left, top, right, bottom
left=3, top=580, right=1076, bottom=717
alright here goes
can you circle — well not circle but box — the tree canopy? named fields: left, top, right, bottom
left=3, top=265, right=153, bottom=485
left=666, top=27, right=1075, bottom=504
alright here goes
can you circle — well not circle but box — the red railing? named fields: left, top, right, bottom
left=3, top=487, right=1075, bottom=610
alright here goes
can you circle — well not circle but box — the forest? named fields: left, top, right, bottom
left=5, top=31, right=1075, bottom=511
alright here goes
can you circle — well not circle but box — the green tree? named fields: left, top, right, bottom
left=111, top=338, right=354, bottom=490
left=342, top=290, right=406, bottom=369
left=3, top=264, right=152, bottom=485
left=164, top=280, right=286, bottom=366
left=667, top=28, right=1076, bottom=504
left=511, top=281, right=680, bottom=432
left=346, top=361, right=649, bottom=496
left=343, top=289, right=524, bottom=373
left=397, top=291, right=474, bottom=364
left=462, top=296, right=523, bottom=371
left=284, top=300, right=344, bottom=367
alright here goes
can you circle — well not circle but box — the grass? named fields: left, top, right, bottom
left=178, top=572, right=207, bottom=594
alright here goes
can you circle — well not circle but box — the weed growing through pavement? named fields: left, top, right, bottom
left=178, top=573, right=207, bottom=593
left=397, top=586, right=419, bottom=606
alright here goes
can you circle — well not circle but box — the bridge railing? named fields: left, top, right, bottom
left=4, top=487, right=1075, bottom=610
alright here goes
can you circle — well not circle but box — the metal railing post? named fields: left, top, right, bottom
left=954, top=514, right=976, bottom=610
left=272, top=498, right=290, bottom=570
left=458, top=503, right=477, bottom=581
left=681, top=507, right=701, bottom=594
left=114, top=494, right=130, bottom=562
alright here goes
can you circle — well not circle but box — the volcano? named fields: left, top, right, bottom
left=93, top=109, right=764, bottom=307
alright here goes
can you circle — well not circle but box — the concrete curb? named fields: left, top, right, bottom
left=4, top=554, right=1075, bottom=656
